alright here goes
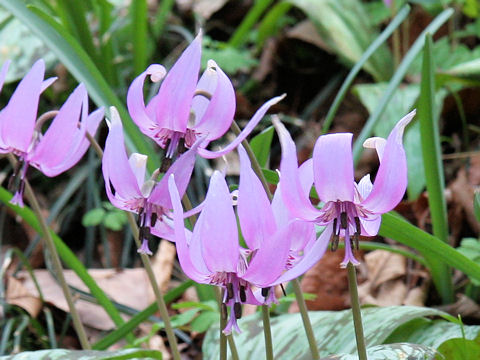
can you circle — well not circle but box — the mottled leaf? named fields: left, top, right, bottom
left=0, top=348, right=162, bottom=360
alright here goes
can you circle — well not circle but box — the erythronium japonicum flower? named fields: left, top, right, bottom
left=0, top=59, right=104, bottom=207
left=102, top=107, right=202, bottom=255
left=127, top=32, right=285, bottom=168
left=168, top=147, right=331, bottom=334
left=274, top=110, right=416, bottom=267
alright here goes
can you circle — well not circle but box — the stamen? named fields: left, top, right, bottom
left=160, top=157, right=172, bottom=173
left=331, top=234, right=339, bottom=252
left=178, top=138, right=187, bottom=154
left=227, top=283, right=234, bottom=300
left=239, top=285, right=246, bottom=302
left=221, top=303, right=228, bottom=320
left=340, top=212, right=348, bottom=229
left=151, top=213, right=158, bottom=227
left=354, top=216, right=361, bottom=234
left=353, top=232, right=360, bottom=251
left=280, top=284, right=287, bottom=297
left=234, top=302, right=242, bottom=319
left=261, top=287, right=270, bottom=298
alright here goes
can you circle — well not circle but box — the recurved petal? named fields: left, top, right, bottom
left=242, top=222, right=294, bottom=287
left=360, top=215, right=381, bottom=236
left=237, top=145, right=276, bottom=250
left=155, top=33, right=202, bottom=133
left=127, top=64, right=166, bottom=139
left=273, top=118, right=320, bottom=221
left=363, top=136, right=386, bottom=162
left=193, top=60, right=236, bottom=141
left=194, top=171, right=239, bottom=273
left=168, top=175, right=210, bottom=282
left=313, top=133, right=354, bottom=202
left=197, top=94, right=285, bottom=159
left=361, top=110, right=415, bottom=214
left=270, top=224, right=332, bottom=285
left=0, top=59, right=45, bottom=153
left=102, top=107, right=143, bottom=201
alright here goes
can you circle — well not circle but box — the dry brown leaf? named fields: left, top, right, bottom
left=6, top=276, right=42, bottom=317
left=403, top=286, right=427, bottom=307
left=286, top=20, right=330, bottom=52
left=19, top=268, right=152, bottom=330
left=450, top=168, right=480, bottom=235
left=150, top=240, right=176, bottom=295
left=364, top=250, right=406, bottom=290
left=437, top=294, right=480, bottom=320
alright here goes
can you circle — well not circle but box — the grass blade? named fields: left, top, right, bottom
left=322, top=5, right=410, bottom=133
left=352, top=8, right=454, bottom=164
left=380, top=213, right=480, bottom=284
left=131, top=0, right=148, bottom=75
left=417, top=34, right=453, bottom=303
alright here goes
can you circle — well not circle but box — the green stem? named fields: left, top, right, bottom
left=227, top=334, right=240, bottom=360
left=262, top=305, right=274, bottom=360
left=346, top=263, right=367, bottom=360
left=17, top=159, right=90, bottom=349
left=230, top=120, right=320, bottom=359
left=220, top=313, right=227, bottom=360
left=292, top=279, right=320, bottom=359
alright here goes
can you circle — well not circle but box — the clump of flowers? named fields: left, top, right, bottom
left=0, top=59, right=104, bottom=207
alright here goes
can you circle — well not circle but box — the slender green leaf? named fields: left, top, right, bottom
left=257, top=2, right=292, bottom=47
left=322, top=5, right=410, bottom=133
left=417, top=34, right=452, bottom=303
left=380, top=213, right=480, bottom=284
left=352, top=8, right=454, bottom=164
left=130, top=0, right=148, bottom=75
left=250, top=126, right=274, bottom=168
left=228, top=0, right=274, bottom=48
left=474, top=192, right=480, bottom=223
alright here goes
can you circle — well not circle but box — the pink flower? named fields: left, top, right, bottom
left=0, top=60, right=104, bottom=207
left=127, top=33, right=285, bottom=165
left=274, top=110, right=415, bottom=267
left=168, top=146, right=331, bottom=334
left=102, top=107, right=201, bottom=255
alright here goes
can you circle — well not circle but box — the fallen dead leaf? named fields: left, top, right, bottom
left=364, top=250, right=406, bottom=289
left=286, top=20, right=330, bottom=52
left=450, top=168, right=480, bottom=235
left=437, top=294, right=480, bottom=320
left=18, top=268, right=152, bottom=330
left=6, top=276, right=42, bottom=317
left=150, top=240, right=177, bottom=295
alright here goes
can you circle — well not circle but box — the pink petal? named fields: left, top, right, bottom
left=273, top=118, right=320, bottom=221
left=237, top=145, right=276, bottom=250
left=271, top=225, right=332, bottom=285
left=361, top=110, right=415, bottom=214
left=363, top=137, right=386, bottom=162
left=194, top=171, right=239, bottom=273
left=313, top=133, right=355, bottom=203
left=102, top=107, right=143, bottom=202
left=41, top=77, right=57, bottom=93
left=197, top=94, right=285, bottom=159
left=190, top=61, right=218, bottom=125
left=127, top=64, right=167, bottom=140
left=0, top=59, right=45, bottom=153
left=193, top=60, right=236, bottom=141
left=242, top=222, right=294, bottom=287
left=360, top=215, right=381, bottom=236
left=168, top=174, right=209, bottom=282
left=155, top=33, right=202, bottom=133
left=128, top=153, right=147, bottom=190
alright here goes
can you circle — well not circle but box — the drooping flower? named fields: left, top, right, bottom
left=102, top=107, right=201, bottom=255
left=274, top=110, right=415, bottom=267
left=127, top=33, right=285, bottom=166
left=0, top=59, right=104, bottom=207
left=168, top=147, right=332, bottom=333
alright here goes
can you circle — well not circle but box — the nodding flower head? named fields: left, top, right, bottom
left=274, top=110, right=415, bottom=267
left=0, top=59, right=103, bottom=207
left=102, top=107, right=201, bottom=255
left=127, top=32, right=285, bottom=169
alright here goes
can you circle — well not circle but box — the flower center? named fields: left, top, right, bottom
left=136, top=200, right=165, bottom=255
left=157, top=128, right=198, bottom=172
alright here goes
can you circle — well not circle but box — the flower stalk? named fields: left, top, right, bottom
left=8, top=154, right=90, bottom=349
left=262, top=305, right=274, bottom=360
left=347, top=263, right=367, bottom=360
